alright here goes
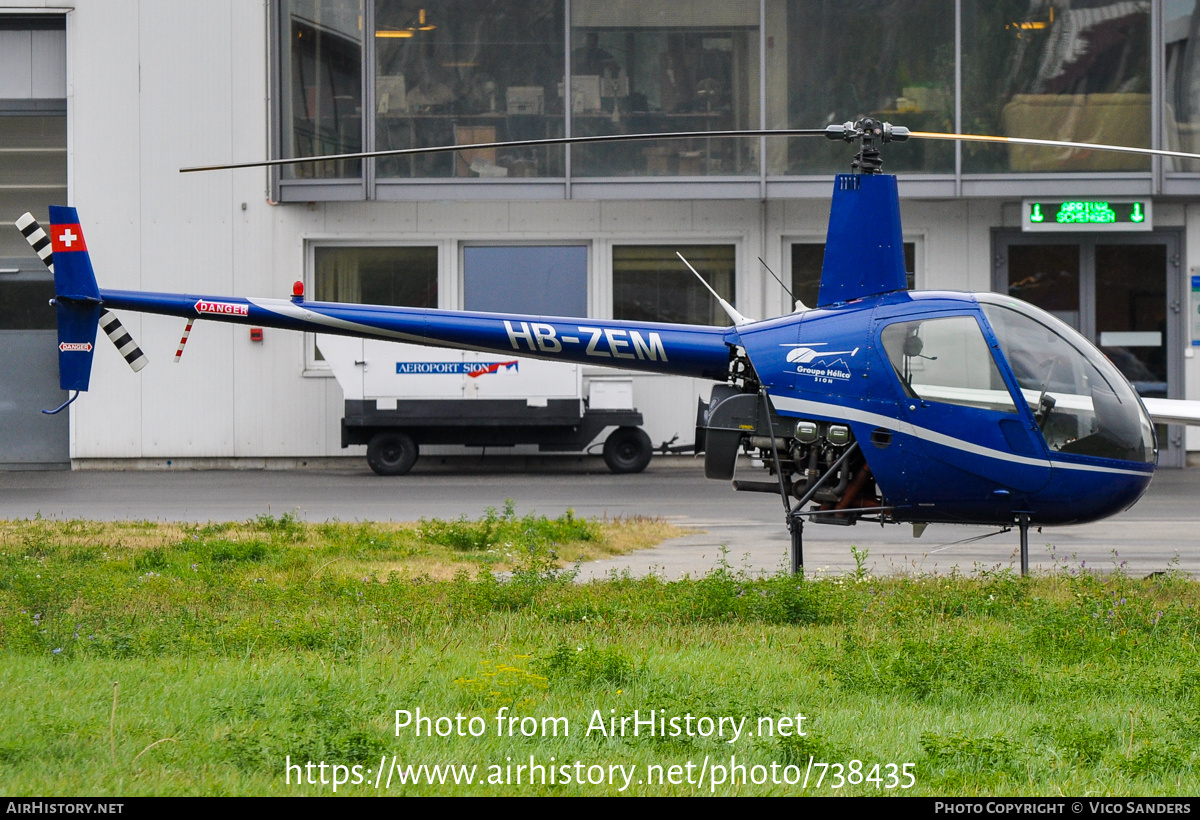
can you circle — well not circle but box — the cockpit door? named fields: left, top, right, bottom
left=878, top=313, right=1052, bottom=498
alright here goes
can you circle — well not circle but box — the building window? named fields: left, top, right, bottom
left=570, top=0, right=759, bottom=177
left=375, top=1, right=565, bottom=179
left=463, top=245, right=587, bottom=315
left=962, top=0, right=1150, bottom=173
left=1165, top=1, right=1200, bottom=172
left=613, top=245, right=736, bottom=326
left=765, top=0, right=954, bottom=176
left=279, top=0, right=364, bottom=180
left=311, top=245, right=438, bottom=362
left=0, top=15, right=66, bottom=259
left=791, top=242, right=915, bottom=308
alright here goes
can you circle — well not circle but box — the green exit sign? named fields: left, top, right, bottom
left=1023, top=199, right=1152, bottom=232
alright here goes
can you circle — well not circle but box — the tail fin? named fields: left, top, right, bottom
left=46, top=206, right=101, bottom=301
left=17, top=208, right=102, bottom=391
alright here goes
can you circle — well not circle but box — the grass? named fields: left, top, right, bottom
left=1, top=510, right=1198, bottom=796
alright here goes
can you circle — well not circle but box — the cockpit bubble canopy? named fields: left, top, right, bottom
left=978, top=294, right=1156, bottom=465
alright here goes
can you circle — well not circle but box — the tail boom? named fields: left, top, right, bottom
left=97, top=289, right=734, bottom=380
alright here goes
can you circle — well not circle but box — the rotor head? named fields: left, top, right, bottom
left=824, top=118, right=911, bottom=175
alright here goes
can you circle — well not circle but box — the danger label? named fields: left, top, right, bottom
left=195, top=299, right=249, bottom=317
left=59, top=342, right=93, bottom=352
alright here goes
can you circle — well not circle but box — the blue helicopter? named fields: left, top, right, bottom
left=18, top=119, right=1200, bottom=575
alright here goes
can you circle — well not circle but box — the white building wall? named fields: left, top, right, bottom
left=7, top=0, right=1192, bottom=461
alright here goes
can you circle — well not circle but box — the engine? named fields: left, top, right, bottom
left=696, top=384, right=883, bottom=525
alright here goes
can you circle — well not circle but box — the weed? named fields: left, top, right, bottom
left=1124, top=741, right=1197, bottom=776
left=454, top=656, right=549, bottom=709
left=419, top=500, right=598, bottom=554
left=207, top=540, right=272, bottom=564
left=538, top=643, right=637, bottom=688
left=921, top=731, right=1021, bottom=773
left=216, top=682, right=384, bottom=772
left=1031, top=722, right=1115, bottom=764
left=775, top=732, right=845, bottom=767
left=850, top=545, right=869, bottom=582
left=252, top=511, right=305, bottom=542
left=133, top=548, right=169, bottom=572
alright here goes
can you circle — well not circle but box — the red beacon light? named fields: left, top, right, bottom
left=291, top=280, right=305, bottom=301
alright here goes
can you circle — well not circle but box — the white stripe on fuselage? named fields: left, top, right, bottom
left=247, top=298, right=431, bottom=345
left=770, top=394, right=1152, bottom=477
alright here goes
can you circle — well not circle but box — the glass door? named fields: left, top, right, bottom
left=995, top=232, right=1183, bottom=467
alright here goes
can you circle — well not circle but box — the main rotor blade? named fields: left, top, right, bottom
left=184, top=124, right=1200, bottom=174
left=180, top=128, right=830, bottom=173
left=910, top=131, right=1200, bottom=162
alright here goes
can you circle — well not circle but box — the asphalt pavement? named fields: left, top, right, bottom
left=0, top=455, right=1196, bottom=578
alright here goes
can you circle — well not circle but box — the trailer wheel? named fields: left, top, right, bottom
left=603, top=427, right=652, bottom=474
left=366, top=431, right=419, bottom=476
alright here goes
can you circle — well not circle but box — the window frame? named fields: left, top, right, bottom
left=303, top=237, right=450, bottom=373
left=457, top=240, right=591, bottom=318
left=609, top=240, right=740, bottom=327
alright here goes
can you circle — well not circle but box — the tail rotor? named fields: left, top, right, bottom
left=16, top=211, right=149, bottom=393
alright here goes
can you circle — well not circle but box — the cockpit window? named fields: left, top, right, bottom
left=880, top=315, right=1018, bottom=414
left=980, top=299, right=1156, bottom=464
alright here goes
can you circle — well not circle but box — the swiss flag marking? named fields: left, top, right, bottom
left=50, top=224, right=87, bottom=253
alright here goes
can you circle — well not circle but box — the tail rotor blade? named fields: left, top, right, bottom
left=16, top=212, right=55, bottom=273
left=99, top=310, right=149, bottom=372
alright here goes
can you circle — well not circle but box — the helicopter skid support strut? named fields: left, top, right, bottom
left=788, top=512, right=804, bottom=576
left=757, top=389, right=864, bottom=578
left=1017, top=514, right=1031, bottom=577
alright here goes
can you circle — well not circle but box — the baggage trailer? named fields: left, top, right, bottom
left=317, top=335, right=652, bottom=475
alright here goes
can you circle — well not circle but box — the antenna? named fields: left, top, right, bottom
left=758, top=256, right=808, bottom=312
left=676, top=251, right=752, bottom=326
